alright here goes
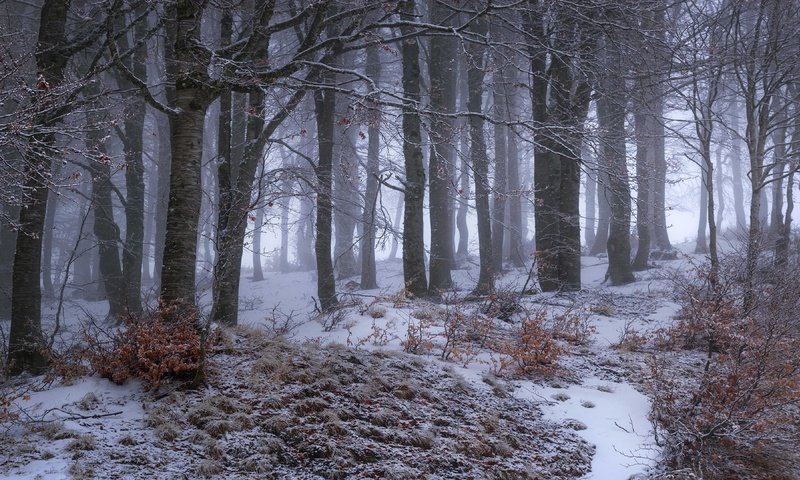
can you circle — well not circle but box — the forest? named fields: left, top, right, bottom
left=2, top=0, right=800, bottom=479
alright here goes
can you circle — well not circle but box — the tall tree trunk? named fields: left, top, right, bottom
left=0, top=206, right=18, bottom=319
left=315, top=78, right=339, bottom=311
left=526, top=5, right=591, bottom=291
left=506, top=66, right=524, bottom=267
left=632, top=93, right=653, bottom=270
left=598, top=34, right=635, bottom=286
left=115, top=4, right=148, bottom=315
left=360, top=44, right=380, bottom=290
left=776, top=99, right=799, bottom=267
left=254, top=205, right=266, bottom=278
left=8, top=0, right=70, bottom=374
left=332, top=55, right=360, bottom=279
left=590, top=169, right=611, bottom=255
left=152, top=111, right=171, bottom=290
left=598, top=94, right=635, bottom=285
left=399, top=0, right=428, bottom=297
left=86, top=115, right=127, bottom=321
left=769, top=103, right=786, bottom=241
left=491, top=60, right=508, bottom=275
left=584, top=145, right=597, bottom=250
left=728, top=99, right=747, bottom=231
left=455, top=53, right=470, bottom=264
left=427, top=0, right=456, bottom=292
left=41, top=187, right=58, bottom=298
left=695, top=171, right=709, bottom=254
left=72, top=199, right=93, bottom=293
left=159, top=2, right=213, bottom=309
left=466, top=16, right=493, bottom=295
left=212, top=84, right=278, bottom=324
left=715, top=148, right=726, bottom=230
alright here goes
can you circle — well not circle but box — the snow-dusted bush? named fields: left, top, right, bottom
left=87, top=304, right=215, bottom=390
left=649, top=265, right=800, bottom=478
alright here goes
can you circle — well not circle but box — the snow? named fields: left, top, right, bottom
left=0, top=251, right=706, bottom=479
left=517, top=379, right=656, bottom=479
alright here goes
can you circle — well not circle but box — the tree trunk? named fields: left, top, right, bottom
left=455, top=52, right=470, bottom=264
left=632, top=95, right=653, bottom=270
left=729, top=103, right=747, bottom=232
left=41, top=187, right=58, bottom=298
left=466, top=16, right=493, bottom=295
left=160, top=87, right=210, bottom=307
left=212, top=83, right=282, bottom=324
left=152, top=112, right=171, bottom=290
left=360, top=44, right=381, bottom=290
left=526, top=5, right=591, bottom=291
left=584, top=145, right=597, bottom=250
left=695, top=170, right=709, bottom=254
left=115, top=5, right=148, bottom=315
left=506, top=66, right=524, bottom=267
left=8, top=0, right=70, bottom=374
left=86, top=116, right=127, bottom=320
left=399, top=0, right=428, bottom=297
left=491, top=61, right=508, bottom=276
left=598, top=94, right=635, bottom=286
left=427, top=1, right=456, bottom=292
left=0, top=206, right=18, bottom=319
left=159, top=2, right=212, bottom=310
left=598, top=39, right=635, bottom=286
left=315, top=80, right=339, bottom=310
left=590, top=169, right=611, bottom=255
left=332, top=55, right=360, bottom=279
left=254, top=205, right=266, bottom=279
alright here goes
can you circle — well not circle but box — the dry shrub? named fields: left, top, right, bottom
left=492, top=310, right=563, bottom=377
left=550, top=308, right=595, bottom=345
left=649, top=266, right=800, bottom=478
left=401, top=317, right=436, bottom=355
left=613, top=319, right=649, bottom=352
left=88, top=304, right=214, bottom=390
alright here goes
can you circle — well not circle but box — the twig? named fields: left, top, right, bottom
left=36, top=407, right=123, bottom=422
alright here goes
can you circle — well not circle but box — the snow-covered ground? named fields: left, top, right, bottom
left=0, top=249, right=699, bottom=479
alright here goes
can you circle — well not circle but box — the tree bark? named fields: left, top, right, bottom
left=8, top=0, right=71, bottom=374
left=455, top=52, right=470, bottom=264
left=506, top=66, right=525, bottom=267
left=466, top=15, right=493, bottom=295
left=86, top=114, right=127, bottom=320
left=399, top=0, right=428, bottom=297
left=360, top=44, right=381, bottom=290
left=427, top=0, right=456, bottom=292
left=598, top=33, right=635, bottom=286
left=584, top=145, right=597, bottom=251
left=159, top=2, right=213, bottom=309
left=491, top=61, right=508, bottom=276
left=315, top=79, right=339, bottom=310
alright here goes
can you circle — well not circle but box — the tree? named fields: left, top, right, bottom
left=8, top=0, right=78, bottom=374
left=466, top=13, right=493, bottom=296
left=597, top=33, right=635, bottom=286
left=400, top=0, right=428, bottom=297
left=360, top=43, right=381, bottom=290
left=427, top=0, right=457, bottom=293
left=525, top=0, right=593, bottom=292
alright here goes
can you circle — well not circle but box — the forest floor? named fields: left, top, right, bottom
left=0, top=246, right=715, bottom=479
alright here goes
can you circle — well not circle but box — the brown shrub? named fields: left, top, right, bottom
left=492, top=310, right=563, bottom=377
left=649, top=266, right=800, bottom=478
left=88, top=304, right=214, bottom=390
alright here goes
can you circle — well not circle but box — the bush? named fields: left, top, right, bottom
left=649, top=266, right=800, bottom=478
left=492, top=309, right=563, bottom=377
left=88, top=304, right=214, bottom=390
